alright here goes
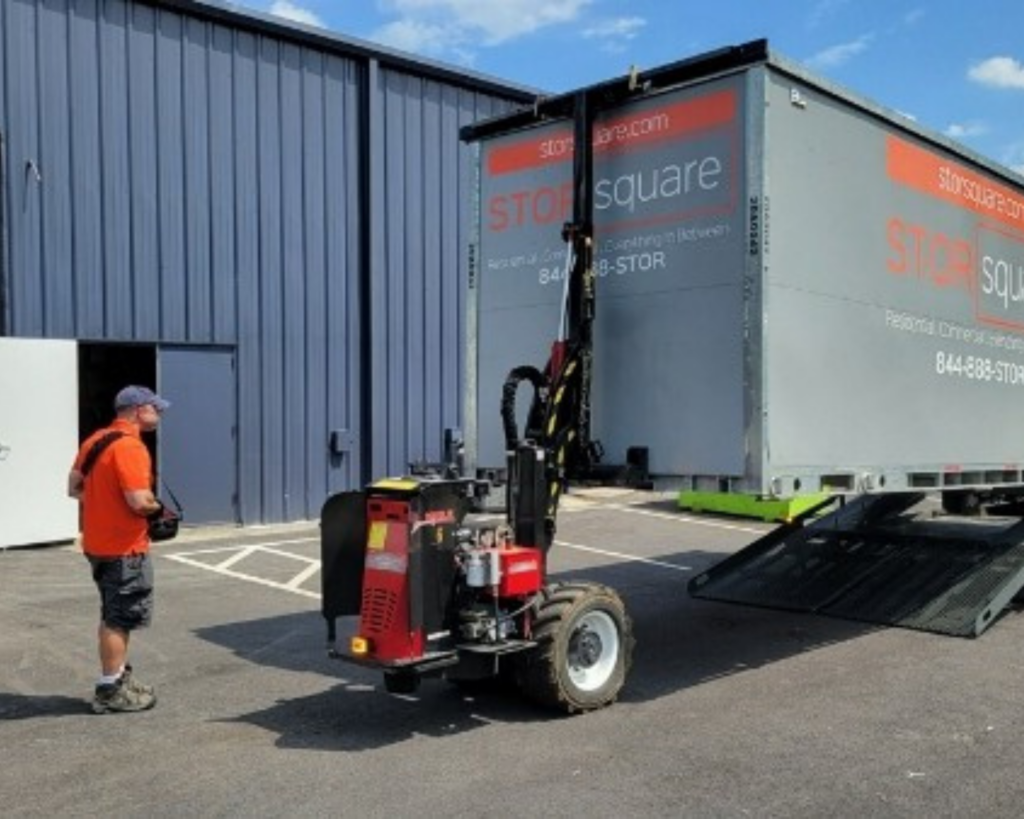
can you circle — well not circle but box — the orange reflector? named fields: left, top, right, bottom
left=350, top=636, right=372, bottom=656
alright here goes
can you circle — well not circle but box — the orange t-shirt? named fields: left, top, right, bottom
left=73, top=419, right=153, bottom=557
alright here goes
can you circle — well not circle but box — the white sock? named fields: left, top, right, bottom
left=98, top=672, right=121, bottom=687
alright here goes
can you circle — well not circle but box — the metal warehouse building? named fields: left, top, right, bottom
left=0, top=0, right=534, bottom=542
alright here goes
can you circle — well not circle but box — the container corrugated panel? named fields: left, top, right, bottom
left=0, top=0, right=531, bottom=523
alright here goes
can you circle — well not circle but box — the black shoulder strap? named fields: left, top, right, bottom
left=80, top=431, right=127, bottom=478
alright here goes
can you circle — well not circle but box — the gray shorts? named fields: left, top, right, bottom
left=88, top=553, right=154, bottom=631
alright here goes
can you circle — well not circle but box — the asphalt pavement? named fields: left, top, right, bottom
left=2, top=489, right=1022, bottom=818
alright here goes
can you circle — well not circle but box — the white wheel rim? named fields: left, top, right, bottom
left=566, top=610, right=620, bottom=692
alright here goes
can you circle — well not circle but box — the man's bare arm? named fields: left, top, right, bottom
left=124, top=488, right=163, bottom=517
left=67, top=469, right=84, bottom=500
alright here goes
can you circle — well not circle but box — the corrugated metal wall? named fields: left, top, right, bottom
left=368, top=66, right=510, bottom=478
left=0, top=0, right=529, bottom=523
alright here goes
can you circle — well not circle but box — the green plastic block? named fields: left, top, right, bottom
left=678, top=490, right=832, bottom=523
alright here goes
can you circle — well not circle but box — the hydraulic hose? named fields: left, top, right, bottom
left=500, top=365, right=545, bottom=451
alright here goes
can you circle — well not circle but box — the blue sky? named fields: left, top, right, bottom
left=239, top=0, right=1024, bottom=176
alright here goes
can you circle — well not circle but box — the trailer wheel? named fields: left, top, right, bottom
left=942, top=490, right=983, bottom=516
left=519, top=582, right=633, bottom=714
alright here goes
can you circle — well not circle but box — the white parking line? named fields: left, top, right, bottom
left=603, top=503, right=766, bottom=534
left=165, top=542, right=322, bottom=600
left=286, top=561, right=322, bottom=591
left=214, top=546, right=257, bottom=571
left=555, top=539, right=692, bottom=571
left=164, top=521, right=706, bottom=598
left=171, top=537, right=319, bottom=555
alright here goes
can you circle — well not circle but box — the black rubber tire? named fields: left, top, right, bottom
left=518, top=582, right=634, bottom=714
left=942, top=490, right=983, bottom=516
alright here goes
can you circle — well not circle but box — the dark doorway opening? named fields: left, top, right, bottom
left=78, top=342, right=158, bottom=464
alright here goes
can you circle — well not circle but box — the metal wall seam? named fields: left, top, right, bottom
left=127, top=1, right=162, bottom=341
left=38, top=0, right=73, bottom=336
left=298, top=45, right=328, bottom=520
left=182, top=14, right=213, bottom=343
left=232, top=26, right=262, bottom=524
left=0, top=0, right=6, bottom=334
left=155, top=8, right=186, bottom=341
left=209, top=22, right=237, bottom=345
left=7, top=0, right=42, bottom=335
left=279, top=39, right=306, bottom=521
left=255, top=33, right=285, bottom=523
left=100, top=0, right=134, bottom=340
left=326, top=55, right=363, bottom=504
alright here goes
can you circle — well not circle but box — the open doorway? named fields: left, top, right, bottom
left=78, top=342, right=158, bottom=465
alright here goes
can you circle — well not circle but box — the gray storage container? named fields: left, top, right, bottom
left=465, top=41, right=1024, bottom=497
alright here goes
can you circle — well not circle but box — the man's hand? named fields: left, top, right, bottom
left=125, top=488, right=162, bottom=517
left=146, top=500, right=167, bottom=522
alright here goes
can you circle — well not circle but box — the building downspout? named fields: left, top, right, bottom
left=357, top=58, right=379, bottom=484
left=0, top=131, right=8, bottom=336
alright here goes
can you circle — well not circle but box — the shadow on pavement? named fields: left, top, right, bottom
left=196, top=551, right=878, bottom=750
left=217, top=679, right=552, bottom=752
left=0, top=693, right=88, bottom=720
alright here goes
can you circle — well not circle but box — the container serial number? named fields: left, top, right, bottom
left=935, top=352, right=1024, bottom=385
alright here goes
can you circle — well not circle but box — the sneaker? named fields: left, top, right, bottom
left=91, top=677, right=156, bottom=714
left=122, top=664, right=155, bottom=697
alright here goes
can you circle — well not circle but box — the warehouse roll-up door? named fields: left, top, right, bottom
left=0, top=339, right=79, bottom=548
left=158, top=347, right=238, bottom=525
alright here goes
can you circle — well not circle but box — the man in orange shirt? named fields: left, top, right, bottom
left=68, top=385, right=172, bottom=714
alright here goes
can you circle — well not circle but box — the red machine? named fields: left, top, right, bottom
left=321, top=451, right=632, bottom=712
left=320, top=73, right=653, bottom=713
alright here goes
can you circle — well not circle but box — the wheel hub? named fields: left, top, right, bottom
left=565, top=608, right=620, bottom=692
left=570, top=626, right=603, bottom=669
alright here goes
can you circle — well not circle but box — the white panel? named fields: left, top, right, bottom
left=0, top=339, right=79, bottom=548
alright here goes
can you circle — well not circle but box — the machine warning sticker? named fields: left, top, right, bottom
left=365, top=552, right=408, bottom=574
left=367, top=521, right=389, bottom=551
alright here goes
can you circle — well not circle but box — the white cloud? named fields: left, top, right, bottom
left=968, top=56, right=1024, bottom=90
left=944, top=121, right=988, bottom=140
left=372, top=19, right=464, bottom=56
left=582, top=17, right=646, bottom=41
left=581, top=16, right=646, bottom=54
left=903, top=8, right=925, bottom=26
left=805, top=35, right=873, bottom=70
left=377, top=0, right=592, bottom=45
left=269, top=1, right=324, bottom=28
left=807, top=0, right=850, bottom=30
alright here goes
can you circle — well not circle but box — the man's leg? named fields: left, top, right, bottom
left=89, top=555, right=155, bottom=713
left=97, top=622, right=129, bottom=677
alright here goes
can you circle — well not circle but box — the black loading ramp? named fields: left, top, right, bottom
left=689, top=494, right=1024, bottom=637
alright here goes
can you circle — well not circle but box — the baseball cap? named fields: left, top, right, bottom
left=114, top=385, right=171, bottom=412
